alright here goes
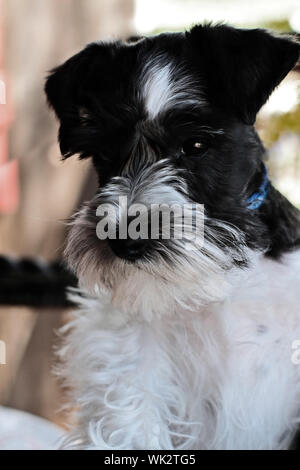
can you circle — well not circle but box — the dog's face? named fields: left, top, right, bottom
left=45, top=24, right=299, bottom=316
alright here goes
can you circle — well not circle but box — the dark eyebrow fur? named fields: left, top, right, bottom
left=158, top=107, right=225, bottom=138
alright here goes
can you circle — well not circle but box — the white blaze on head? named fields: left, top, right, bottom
left=143, top=62, right=173, bottom=118
left=142, top=57, right=203, bottom=119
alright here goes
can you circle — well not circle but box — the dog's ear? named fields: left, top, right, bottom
left=45, top=43, right=112, bottom=159
left=45, top=44, right=100, bottom=119
left=187, top=24, right=299, bottom=124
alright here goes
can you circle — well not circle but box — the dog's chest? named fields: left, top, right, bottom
left=63, top=250, right=300, bottom=449
left=156, top=250, right=300, bottom=448
left=174, top=249, right=300, bottom=423
left=220, top=250, right=300, bottom=356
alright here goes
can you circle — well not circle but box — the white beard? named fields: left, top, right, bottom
left=57, top=249, right=300, bottom=450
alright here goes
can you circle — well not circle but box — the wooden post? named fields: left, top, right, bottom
left=0, top=0, right=134, bottom=424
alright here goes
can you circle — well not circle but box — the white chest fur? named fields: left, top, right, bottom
left=59, top=250, right=300, bottom=450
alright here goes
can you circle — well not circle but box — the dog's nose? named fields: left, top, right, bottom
left=108, top=237, right=149, bottom=262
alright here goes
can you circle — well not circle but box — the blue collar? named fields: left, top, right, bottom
left=246, top=164, right=269, bottom=210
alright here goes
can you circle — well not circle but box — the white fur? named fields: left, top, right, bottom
left=142, top=58, right=203, bottom=119
left=65, top=161, right=248, bottom=319
left=58, top=249, right=300, bottom=450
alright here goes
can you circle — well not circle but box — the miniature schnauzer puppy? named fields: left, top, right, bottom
left=45, top=23, right=300, bottom=450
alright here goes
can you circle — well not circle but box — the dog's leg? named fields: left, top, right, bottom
left=60, top=298, right=223, bottom=450
left=60, top=303, right=199, bottom=450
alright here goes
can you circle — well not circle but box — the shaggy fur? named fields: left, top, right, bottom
left=45, top=23, right=300, bottom=449
left=58, top=250, right=300, bottom=450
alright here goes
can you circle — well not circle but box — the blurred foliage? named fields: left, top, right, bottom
left=259, top=102, right=300, bottom=146
left=260, top=19, right=292, bottom=32
left=150, top=17, right=294, bottom=35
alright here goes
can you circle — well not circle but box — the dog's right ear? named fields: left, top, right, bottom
left=45, top=48, right=87, bottom=120
left=45, top=44, right=95, bottom=158
left=45, top=40, right=139, bottom=159
left=45, top=43, right=103, bottom=120
left=45, top=43, right=114, bottom=159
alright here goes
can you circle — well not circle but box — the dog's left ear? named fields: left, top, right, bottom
left=187, top=24, right=299, bottom=124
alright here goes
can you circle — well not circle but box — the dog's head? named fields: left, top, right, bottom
left=45, top=24, right=299, bottom=316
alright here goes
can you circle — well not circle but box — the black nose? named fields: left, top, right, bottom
left=108, top=237, right=149, bottom=262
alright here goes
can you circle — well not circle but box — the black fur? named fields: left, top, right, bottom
left=0, top=256, right=77, bottom=307
left=186, top=24, right=299, bottom=124
left=44, top=23, right=300, bottom=262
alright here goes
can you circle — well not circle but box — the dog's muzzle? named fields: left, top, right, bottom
left=107, top=214, right=152, bottom=261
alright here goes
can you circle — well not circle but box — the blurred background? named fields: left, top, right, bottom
left=0, top=0, right=299, bottom=448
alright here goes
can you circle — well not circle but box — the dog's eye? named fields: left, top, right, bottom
left=180, top=139, right=208, bottom=157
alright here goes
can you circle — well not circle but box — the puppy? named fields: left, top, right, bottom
left=45, top=24, right=300, bottom=450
